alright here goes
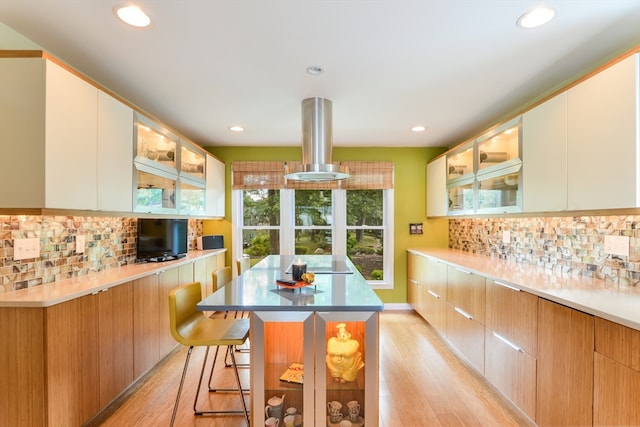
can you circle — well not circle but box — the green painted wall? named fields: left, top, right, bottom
left=203, top=146, right=448, bottom=304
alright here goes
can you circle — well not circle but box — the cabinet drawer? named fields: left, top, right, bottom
left=446, top=265, right=485, bottom=323
left=536, top=299, right=593, bottom=427
left=425, top=258, right=447, bottom=297
left=594, top=351, right=640, bottom=426
left=446, top=303, right=485, bottom=374
left=423, top=288, right=447, bottom=333
left=485, top=280, right=538, bottom=356
left=595, top=316, right=640, bottom=371
left=485, top=329, right=536, bottom=420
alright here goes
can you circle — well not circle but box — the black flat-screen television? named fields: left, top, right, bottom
left=136, top=218, right=188, bottom=262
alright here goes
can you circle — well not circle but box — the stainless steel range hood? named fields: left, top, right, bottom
left=284, top=97, right=350, bottom=181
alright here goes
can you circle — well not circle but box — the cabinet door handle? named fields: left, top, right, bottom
left=427, top=290, right=440, bottom=299
left=410, top=279, right=419, bottom=285
left=454, top=306, right=473, bottom=320
left=492, top=331, right=523, bottom=353
left=455, top=267, right=471, bottom=274
left=494, top=281, right=520, bottom=292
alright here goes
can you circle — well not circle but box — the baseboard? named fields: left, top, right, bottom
left=383, top=303, right=412, bottom=311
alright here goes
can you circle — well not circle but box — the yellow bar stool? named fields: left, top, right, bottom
left=168, top=282, right=250, bottom=426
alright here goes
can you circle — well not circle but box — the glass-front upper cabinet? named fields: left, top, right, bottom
left=446, top=141, right=474, bottom=182
left=477, top=164, right=521, bottom=213
left=180, top=142, right=206, bottom=181
left=179, top=178, right=206, bottom=215
left=134, top=163, right=177, bottom=213
left=476, top=116, right=522, bottom=175
left=447, top=178, right=475, bottom=215
left=134, top=113, right=178, bottom=174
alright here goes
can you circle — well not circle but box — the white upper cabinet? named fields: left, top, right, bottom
left=0, top=57, right=135, bottom=212
left=522, top=93, right=568, bottom=212
left=426, top=156, right=447, bottom=217
left=567, top=54, right=639, bottom=210
left=0, top=58, right=99, bottom=210
left=0, top=58, right=46, bottom=208
left=45, top=60, right=99, bottom=210
left=97, top=91, right=134, bottom=212
left=206, top=154, right=226, bottom=218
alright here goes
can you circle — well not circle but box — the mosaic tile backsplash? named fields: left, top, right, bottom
left=0, top=216, right=202, bottom=293
left=449, top=216, right=640, bottom=286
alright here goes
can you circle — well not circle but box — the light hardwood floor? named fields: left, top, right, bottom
left=87, top=311, right=534, bottom=427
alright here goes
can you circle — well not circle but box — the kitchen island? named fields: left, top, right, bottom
left=198, top=254, right=384, bottom=427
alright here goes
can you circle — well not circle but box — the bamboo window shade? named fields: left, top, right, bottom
left=232, top=161, right=393, bottom=190
left=231, top=161, right=285, bottom=190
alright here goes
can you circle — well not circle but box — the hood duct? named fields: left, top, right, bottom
left=284, top=97, right=350, bottom=181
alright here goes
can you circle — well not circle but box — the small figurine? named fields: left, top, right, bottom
left=326, top=323, right=364, bottom=382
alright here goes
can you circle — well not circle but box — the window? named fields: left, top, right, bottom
left=240, top=189, right=281, bottom=257
left=295, top=190, right=332, bottom=255
left=346, top=190, right=384, bottom=281
left=232, top=161, right=394, bottom=288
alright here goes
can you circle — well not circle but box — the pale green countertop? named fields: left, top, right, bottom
left=197, top=254, right=384, bottom=312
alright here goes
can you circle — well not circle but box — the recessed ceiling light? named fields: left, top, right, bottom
left=115, top=5, right=151, bottom=28
left=411, top=125, right=426, bottom=132
left=306, top=66, right=324, bottom=75
left=517, top=7, right=555, bottom=29
left=229, top=125, right=245, bottom=132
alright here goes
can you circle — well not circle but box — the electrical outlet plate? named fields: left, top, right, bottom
left=502, top=230, right=511, bottom=244
left=604, top=235, right=629, bottom=257
left=14, top=238, right=40, bottom=261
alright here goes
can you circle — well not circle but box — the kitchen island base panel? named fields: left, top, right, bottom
left=250, top=311, right=379, bottom=427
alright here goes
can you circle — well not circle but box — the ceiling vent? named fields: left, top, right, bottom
left=284, top=97, right=349, bottom=181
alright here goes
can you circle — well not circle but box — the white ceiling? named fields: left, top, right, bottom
left=1, top=1, right=639, bottom=149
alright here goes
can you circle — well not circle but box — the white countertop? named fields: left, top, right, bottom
left=0, top=249, right=226, bottom=308
left=409, top=248, right=640, bottom=332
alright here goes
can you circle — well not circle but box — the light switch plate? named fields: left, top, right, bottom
left=604, top=235, right=629, bottom=257
left=14, top=238, right=40, bottom=261
left=76, top=235, right=85, bottom=254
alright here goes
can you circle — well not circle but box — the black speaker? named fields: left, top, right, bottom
left=197, top=235, right=224, bottom=250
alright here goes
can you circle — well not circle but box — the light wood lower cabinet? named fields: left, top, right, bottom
left=0, top=308, right=46, bottom=427
left=593, top=317, right=640, bottom=425
left=445, top=303, right=485, bottom=373
left=484, top=280, right=538, bottom=420
left=133, top=274, right=161, bottom=378
left=408, top=253, right=448, bottom=333
left=158, top=267, right=181, bottom=356
left=407, top=251, right=427, bottom=318
left=422, top=258, right=447, bottom=333
left=46, top=294, right=100, bottom=426
left=44, top=283, right=134, bottom=425
left=445, top=265, right=485, bottom=373
left=537, top=298, right=594, bottom=427
left=0, top=257, right=226, bottom=427
left=446, top=265, right=485, bottom=324
left=98, top=283, right=134, bottom=408
left=484, top=329, right=536, bottom=419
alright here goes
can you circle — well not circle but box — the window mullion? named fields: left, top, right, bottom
left=280, top=189, right=295, bottom=255
left=333, top=190, right=346, bottom=256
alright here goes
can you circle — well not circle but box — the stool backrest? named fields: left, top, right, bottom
left=213, top=266, right=232, bottom=291
left=168, top=282, right=203, bottom=342
left=237, top=256, right=251, bottom=275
